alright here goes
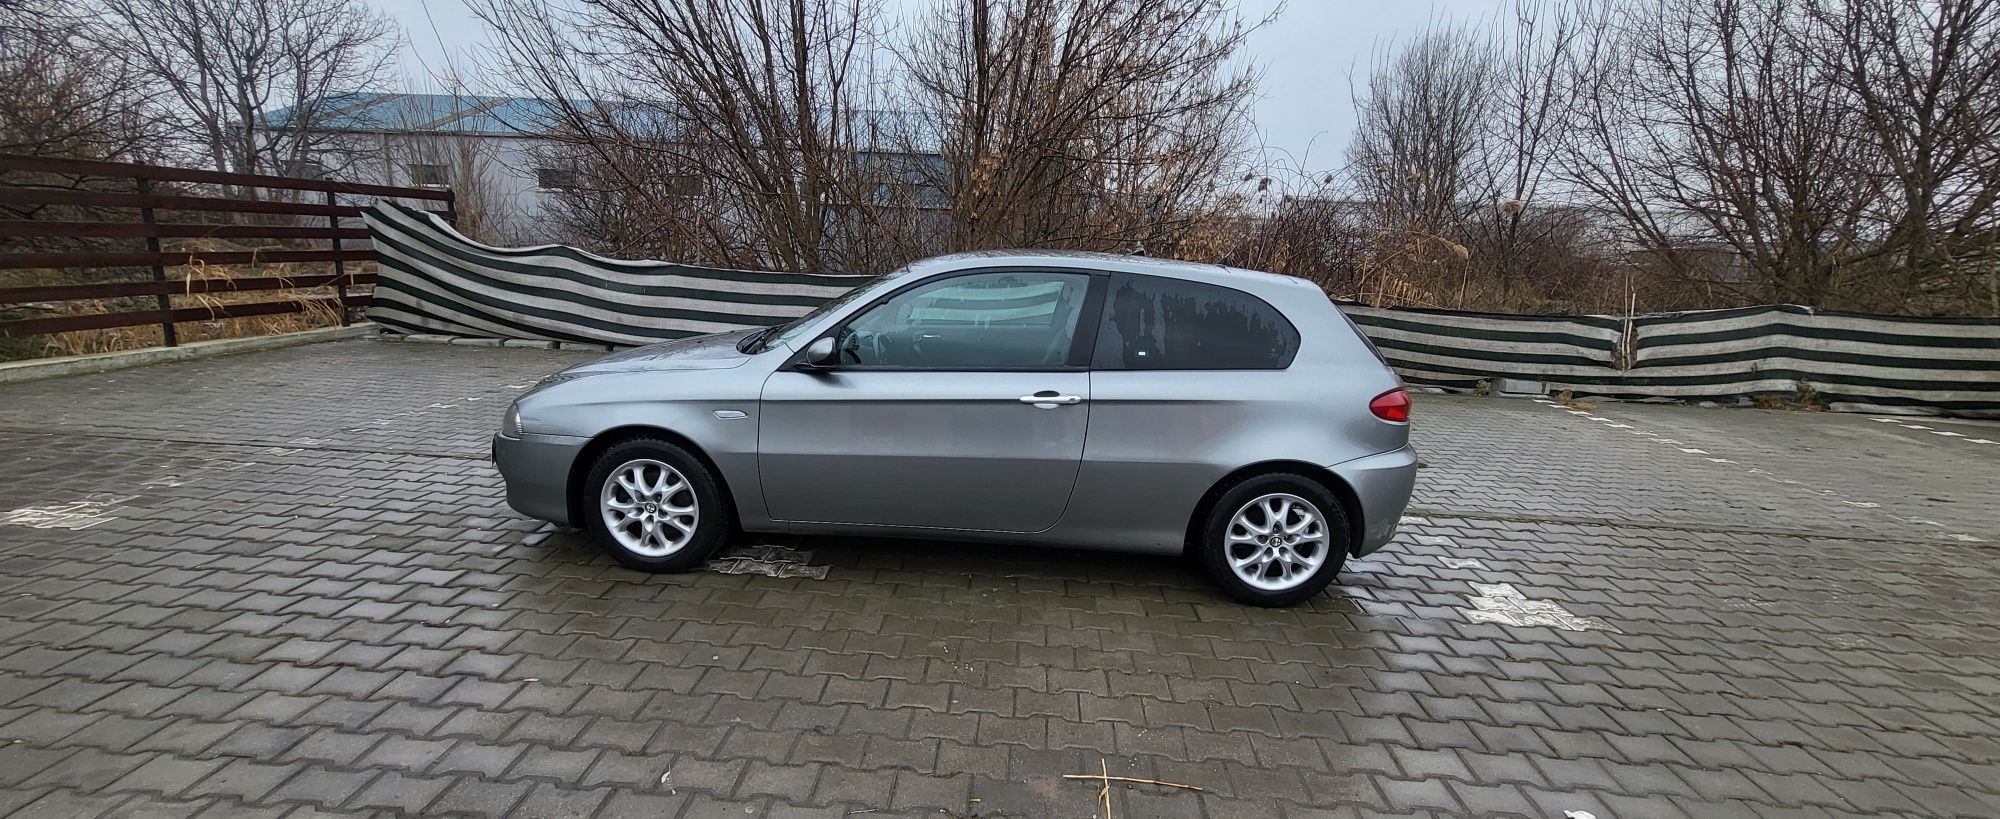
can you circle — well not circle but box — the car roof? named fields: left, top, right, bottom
left=895, top=250, right=1320, bottom=294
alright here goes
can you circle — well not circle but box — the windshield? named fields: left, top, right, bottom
left=760, top=273, right=892, bottom=351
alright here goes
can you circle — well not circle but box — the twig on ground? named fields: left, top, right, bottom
left=1100, top=759, right=1112, bottom=819
left=1065, top=757, right=1207, bottom=818
left=1061, top=774, right=1205, bottom=792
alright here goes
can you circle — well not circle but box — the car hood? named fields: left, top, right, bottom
left=558, top=329, right=757, bottom=375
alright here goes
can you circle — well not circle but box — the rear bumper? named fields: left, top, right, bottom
left=492, top=431, right=589, bottom=526
left=1328, top=444, right=1418, bottom=556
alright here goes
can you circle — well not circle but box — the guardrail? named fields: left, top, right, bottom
left=0, top=153, right=454, bottom=347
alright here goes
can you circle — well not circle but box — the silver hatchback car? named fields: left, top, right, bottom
left=493, top=251, right=1416, bottom=606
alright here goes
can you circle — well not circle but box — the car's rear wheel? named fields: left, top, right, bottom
left=1197, top=474, right=1350, bottom=606
left=582, top=438, right=730, bottom=572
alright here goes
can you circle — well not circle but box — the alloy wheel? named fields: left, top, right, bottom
left=599, top=458, right=699, bottom=557
left=1225, top=492, right=1331, bottom=591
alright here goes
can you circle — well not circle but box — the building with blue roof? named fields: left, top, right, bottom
left=259, top=93, right=592, bottom=241
left=259, top=93, right=945, bottom=245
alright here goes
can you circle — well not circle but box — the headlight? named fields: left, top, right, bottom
left=503, top=403, right=522, bottom=436
left=534, top=372, right=587, bottom=389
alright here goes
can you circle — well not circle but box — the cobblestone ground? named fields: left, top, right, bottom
left=0, top=337, right=1997, bottom=818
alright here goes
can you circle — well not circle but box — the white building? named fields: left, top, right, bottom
left=263, top=92, right=948, bottom=251
left=263, top=93, right=578, bottom=242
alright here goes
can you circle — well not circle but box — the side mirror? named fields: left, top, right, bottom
left=797, top=336, right=838, bottom=371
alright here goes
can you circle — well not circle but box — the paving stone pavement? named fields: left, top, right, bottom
left=0, top=336, right=1997, bottom=818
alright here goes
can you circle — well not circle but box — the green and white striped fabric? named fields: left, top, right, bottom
left=1343, top=302, right=2000, bottom=417
left=361, top=202, right=872, bottom=346
left=1339, top=303, right=1626, bottom=389
left=1624, top=306, right=2000, bottom=416
left=362, top=204, right=1999, bottom=416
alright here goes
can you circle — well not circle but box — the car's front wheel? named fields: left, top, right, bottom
left=1197, top=474, right=1351, bottom=606
left=582, top=438, right=730, bottom=572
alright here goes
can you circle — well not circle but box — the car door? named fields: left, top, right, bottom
left=1057, top=272, right=1308, bottom=550
left=758, top=269, right=1101, bottom=532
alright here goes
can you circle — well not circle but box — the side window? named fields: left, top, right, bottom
left=837, top=271, right=1092, bottom=368
left=1092, top=273, right=1299, bottom=370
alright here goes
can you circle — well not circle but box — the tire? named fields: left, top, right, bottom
left=1196, top=474, right=1351, bottom=607
left=580, top=437, right=732, bottom=572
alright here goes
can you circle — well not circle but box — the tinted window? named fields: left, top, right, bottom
left=1092, top=273, right=1298, bottom=370
left=837, top=271, right=1092, bottom=368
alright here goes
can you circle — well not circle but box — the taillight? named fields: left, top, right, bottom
left=1369, top=388, right=1411, bottom=423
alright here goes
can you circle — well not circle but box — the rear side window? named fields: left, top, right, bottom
left=1092, top=272, right=1299, bottom=370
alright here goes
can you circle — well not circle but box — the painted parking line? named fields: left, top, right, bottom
left=1540, top=402, right=1989, bottom=544
left=706, top=544, right=829, bottom=580
left=1, top=495, right=132, bottom=530
left=1401, top=527, right=1613, bottom=631
left=1464, top=583, right=1616, bottom=632
left=1870, top=417, right=2000, bottom=451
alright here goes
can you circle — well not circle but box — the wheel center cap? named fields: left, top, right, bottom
left=1268, top=535, right=1285, bottom=547
left=643, top=501, right=659, bottom=515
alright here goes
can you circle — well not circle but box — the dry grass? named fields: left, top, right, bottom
left=1750, top=381, right=1828, bottom=412
left=4, top=254, right=363, bottom=361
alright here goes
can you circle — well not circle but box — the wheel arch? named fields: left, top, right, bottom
left=1184, top=460, right=1365, bottom=556
left=566, top=425, right=740, bottom=534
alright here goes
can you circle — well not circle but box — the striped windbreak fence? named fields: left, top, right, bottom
left=361, top=202, right=871, bottom=346
left=363, top=204, right=2000, bottom=417
left=1337, top=304, right=1627, bottom=392
left=1623, top=306, right=2000, bottom=416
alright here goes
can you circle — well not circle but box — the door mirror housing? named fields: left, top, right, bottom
left=797, top=336, right=838, bottom=371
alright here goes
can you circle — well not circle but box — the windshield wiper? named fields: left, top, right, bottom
left=736, top=326, right=773, bottom=354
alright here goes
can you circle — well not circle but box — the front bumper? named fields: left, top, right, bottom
left=492, top=431, right=589, bottom=526
left=1328, top=444, right=1419, bottom=556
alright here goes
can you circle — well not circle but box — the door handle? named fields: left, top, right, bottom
left=1019, top=391, right=1083, bottom=407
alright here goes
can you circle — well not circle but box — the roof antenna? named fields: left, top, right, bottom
left=1129, top=241, right=1147, bottom=256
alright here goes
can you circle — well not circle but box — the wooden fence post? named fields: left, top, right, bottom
left=327, top=191, right=349, bottom=326
left=0, top=152, right=453, bottom=346
left=135, top=177, right=177, bottom=347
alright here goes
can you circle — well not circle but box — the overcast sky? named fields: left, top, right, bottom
left=369, top=0, right=1513, bottom=174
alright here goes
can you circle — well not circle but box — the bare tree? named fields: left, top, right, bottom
left=1348, top=24, right=1494, bottom=243
left=1818, top=0, right=2000, bottom=311
left=1283, top=4, right=1624, bottom=312
left=899, top=0, right=1264, bottom=256
left=91, top=0, right=397, bottom=181
left=1560, top=0, right=1892, bottom=307
left=1340, top=23, right=1539, bottom=308
left=469, top=0, right=907, bottom=272
left=0, top=0, right=163, bottom=160
left=1462, top=0, right=1604, bottom=300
